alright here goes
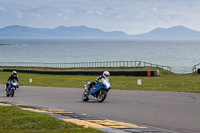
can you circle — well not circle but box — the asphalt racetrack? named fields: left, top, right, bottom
left=0, top=84, right=200, bottom=133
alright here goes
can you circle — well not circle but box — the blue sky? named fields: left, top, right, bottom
left=0, top=0, right=200, bottom=34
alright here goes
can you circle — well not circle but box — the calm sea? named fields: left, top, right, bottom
left=0, top=38, right=200, bottom=72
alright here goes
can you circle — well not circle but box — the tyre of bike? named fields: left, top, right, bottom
left=6, top=89, right=10, bottom=97
left=82, top=89, right=89, bottom=101
left=97, top=88, right=107, bottom=103
left=10, top=88, right=15, bottom=97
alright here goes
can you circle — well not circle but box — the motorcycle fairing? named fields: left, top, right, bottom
left=90, top=82, right=104, bottom=97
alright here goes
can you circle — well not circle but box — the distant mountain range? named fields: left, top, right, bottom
left=131, top=26, right=200, bottom=39
left=0, top=25, right=200, bottom=39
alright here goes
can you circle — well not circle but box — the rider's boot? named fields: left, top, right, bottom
left=87, top=86, right=91, bottom=92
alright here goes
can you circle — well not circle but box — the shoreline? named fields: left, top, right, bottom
left=0, top=44, right=9, bottom=45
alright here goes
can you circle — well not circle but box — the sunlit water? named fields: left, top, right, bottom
left=1, top=38, right=200, bottom=73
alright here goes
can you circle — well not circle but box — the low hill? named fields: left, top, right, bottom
left=0, top=25, right=200, bottom=39
left=131, top=26, right=200, bottom=39
left=0, top=25, right=127, bottom=38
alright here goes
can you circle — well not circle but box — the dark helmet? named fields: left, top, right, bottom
left=12, top=71, right=17, bottom=77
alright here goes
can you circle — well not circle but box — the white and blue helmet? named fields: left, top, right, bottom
left=103, top=71, right=110, bottom=78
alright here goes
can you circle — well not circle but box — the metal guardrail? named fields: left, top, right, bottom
left=170, top=66, right=193, bottom=74
left=192, top=63, right=200, bottom=73
left=1, top=61, right=196, bottom=74
left=0, top=61, right=172, bottom=71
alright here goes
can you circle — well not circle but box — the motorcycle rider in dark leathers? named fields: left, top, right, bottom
left=5, top=71, right=19, bottom=90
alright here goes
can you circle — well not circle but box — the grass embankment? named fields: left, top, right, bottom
left=0, top=106, right=102, bottom=133
left=0, top=67, right=200, bottom=93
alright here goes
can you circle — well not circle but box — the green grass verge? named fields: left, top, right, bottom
left=0, top=106, right=103, bottom=133
left=0, top=67, right=200, bottom=93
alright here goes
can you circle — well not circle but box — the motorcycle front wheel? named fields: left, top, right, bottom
left=11, top=89, right=15, bottom=97
left=97, top=89, right=107, bottom=103
left=6, top=88, right=10, bottom=97
left=82, top=89, right=89, bottom=101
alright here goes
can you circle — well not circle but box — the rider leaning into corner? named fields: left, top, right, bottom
left=5, top=71, right=19, bottom=90
left=88, top=71, right=110, bottom=90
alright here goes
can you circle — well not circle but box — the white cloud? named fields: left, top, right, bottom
left=16, top=10, right=23, bottom=18
left=116, top=15, right=122, bottom=19
left=153, top=8, right=157, bottom=13
left=57, top=13, right=69, bottom=20
left=30, top=13, right=42, bottom=18
left=169, top=11, right=180, bottom=19
left=86, top=10, right=93, bottom=14
left=36, top=14, right=41, bottom=18
left=60, top=9, right=70, bottom=12
left=0, top=6, right=5, bottom=12
left=95, top=11, right=103, bottom=16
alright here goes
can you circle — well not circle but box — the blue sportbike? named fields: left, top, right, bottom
left=82, top=78, right=111, bottom=102
left=6, top=79, right=18, bottom=97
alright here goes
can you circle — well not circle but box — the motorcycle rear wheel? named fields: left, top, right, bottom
left=97, top=89, right=107, bottom=103
left=82, top=89, right=89, bottom=101
left=6, top=89, right=10, bottom=97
